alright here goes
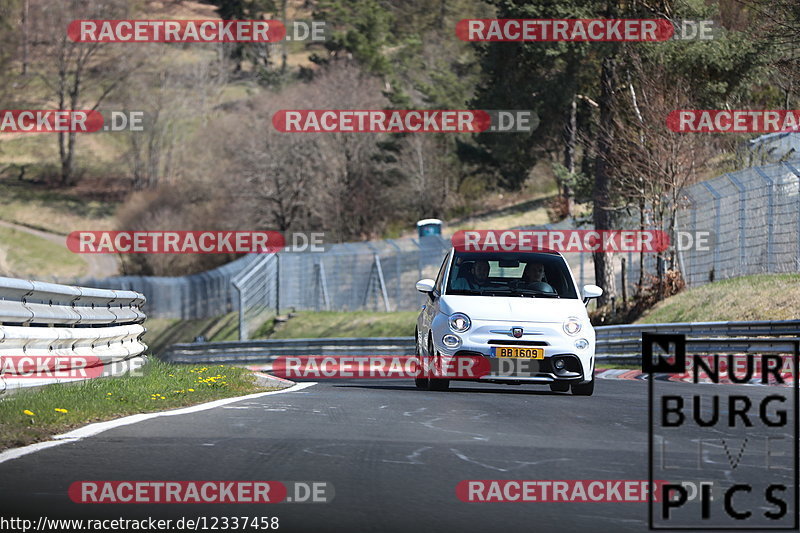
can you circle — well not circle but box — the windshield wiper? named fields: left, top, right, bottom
left=508, top=288, right=560, bottom=298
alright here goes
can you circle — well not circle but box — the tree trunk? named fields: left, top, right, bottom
left=280, top=0, right=288, bottom=73
left=592, top=56, right=617, bottom=308
left=562, top=96, right=577, bottom=217
left=21, top=0, right=29, bottom=75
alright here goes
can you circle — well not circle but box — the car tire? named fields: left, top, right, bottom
left=549, top=382, right=570, bottom=393
left=571, top=379, right=594, bottom=396
left=427, top=336, right=450, bottom=392
left=414, top=332, right=428, bottom=390
left=429, top=378, right=450, bottom=391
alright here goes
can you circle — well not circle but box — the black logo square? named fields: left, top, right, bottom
left=642, top=333, right=686, bottom=374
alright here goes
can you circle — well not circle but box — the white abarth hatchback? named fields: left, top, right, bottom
left=414, top=249, right=602, bottom=394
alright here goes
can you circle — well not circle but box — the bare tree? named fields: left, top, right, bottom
left=29, top=0, right=132, bottom=185
left=122, top=46, right=229, bottom=190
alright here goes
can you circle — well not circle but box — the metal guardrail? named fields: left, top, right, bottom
left=163, top=337, right=415, bottom=364
left=161, top=320, right=800, bottom=365
left=0, top=276, right=148, bottom=392
left=594, top=320, right=800, bottom=364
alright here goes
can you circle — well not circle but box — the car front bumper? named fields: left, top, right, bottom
left=430, top=315, right=595, bottom=383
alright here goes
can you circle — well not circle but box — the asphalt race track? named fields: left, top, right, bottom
left=0, top=378, right=794, bottom=533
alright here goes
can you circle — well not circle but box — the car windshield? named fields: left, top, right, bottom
left=446, top=251, right=578, bottom=299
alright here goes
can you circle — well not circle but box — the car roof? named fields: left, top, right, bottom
left=449, top=247, right=563, bottom=257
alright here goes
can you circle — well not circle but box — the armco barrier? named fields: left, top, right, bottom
left=161, top=320, right=800, bottom=365
left=0, top=276, right=147, bottom=392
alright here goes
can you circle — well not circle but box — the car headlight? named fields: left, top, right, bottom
left=442, top=334, right=461, bottom=348
left=449, top=313, right=471, bottom=333
left=575, top=338, right=589, bottom=350
left=563, top=317, right=582, bottom=336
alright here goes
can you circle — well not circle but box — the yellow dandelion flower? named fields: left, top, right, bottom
left=54, top=408, right=68, bottom=414
left=23, top=410, right=35, bottom=416
left=188, top=388, right=195, bottom=392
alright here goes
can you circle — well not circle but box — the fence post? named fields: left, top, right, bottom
left=783, top=162, right=800, bottom=272
left=275, top=254, right=281, bottom=316
left=754, top=167, right=775, bottom=273
left=316, top=259, right=330, bottom=311
left=386, top=239, right=402, bottom=310
left=234, top=282, right=246, bottom=340
left=375, top=255, right=391, bottom=312
left=726, top=172, right=747, bottom=275
left=701, top=182, right=721, bottom=280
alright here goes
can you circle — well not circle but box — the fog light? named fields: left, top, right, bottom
left=442, top=334, right=461, bottom=348
left=553, top=358, right=566, bottom=370
left=575, top=338, right=589, bottom=350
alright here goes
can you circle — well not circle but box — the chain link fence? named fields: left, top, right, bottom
left=79, top=161, right=800, bottom=334
left=676, top=161, right=800, bottom=285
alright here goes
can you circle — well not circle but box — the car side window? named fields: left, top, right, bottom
left=434, top=254, right=449, bottom=294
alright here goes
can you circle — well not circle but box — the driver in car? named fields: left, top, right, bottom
left=521, top=262, right=546, bottom=283
left=452, top=260, right=491, bottom=290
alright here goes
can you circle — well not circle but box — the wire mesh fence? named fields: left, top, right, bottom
left=677, top=161, right=800, bottom=285
left=79, top=161, right=800, bottom=334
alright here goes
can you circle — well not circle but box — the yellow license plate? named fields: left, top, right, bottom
left=494, top=346, right=544, bottom=359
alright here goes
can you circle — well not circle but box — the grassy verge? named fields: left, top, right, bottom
left=637, top=273, right=800, bottom=324
left=0, top=225, right=86, bottom=279
left=0, top=359, right=273, bottom=451
left=143, top=312, right=241, bottom=355
left=595, top=363, right=640, bottom=370
left=266, top=310, right=418, bottom=339
left=0, top=174, right=117, bottom=235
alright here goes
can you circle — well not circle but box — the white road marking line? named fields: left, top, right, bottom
left=0, top=382, right=317, bottom=465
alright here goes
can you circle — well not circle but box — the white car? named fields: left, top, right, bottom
left=414, top=248, right=602, bottom=394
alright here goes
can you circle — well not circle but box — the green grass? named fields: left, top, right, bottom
left=143, top=312, right=242, bottom=355
left=267, top=311, right=418, bottom=339
left=637, top=273, right=800, bottom=324
left=0, top=178, right=117, bottom=235
left=0, top=225, right=86, bottom=279
left=0, top=359, right=272, bottom=451
left=595, top=363, right=640, bottom=370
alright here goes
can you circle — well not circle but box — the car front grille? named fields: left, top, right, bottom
left=487, top=339, right=549, bottom=346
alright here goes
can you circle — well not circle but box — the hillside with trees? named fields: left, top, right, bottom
left=0, top=0, right=797, bottom=312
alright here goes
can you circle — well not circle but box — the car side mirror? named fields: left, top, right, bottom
left=582, top=284, right=603, bottom=304
left=416, top=279, right=436, bottom=294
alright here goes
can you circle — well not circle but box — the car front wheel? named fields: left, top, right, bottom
left=427, top=336, right=450, bottom=391
left=549, top=382, right=570, bottom=393
left=414, top=333, right=428, bottom=390
left=571, top=379, right=594, bottom=396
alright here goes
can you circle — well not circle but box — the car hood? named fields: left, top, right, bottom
left=439, top=295, right=586, bottom=323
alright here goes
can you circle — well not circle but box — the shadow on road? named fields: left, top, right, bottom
left=328, top=382, right=567, bottom=395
